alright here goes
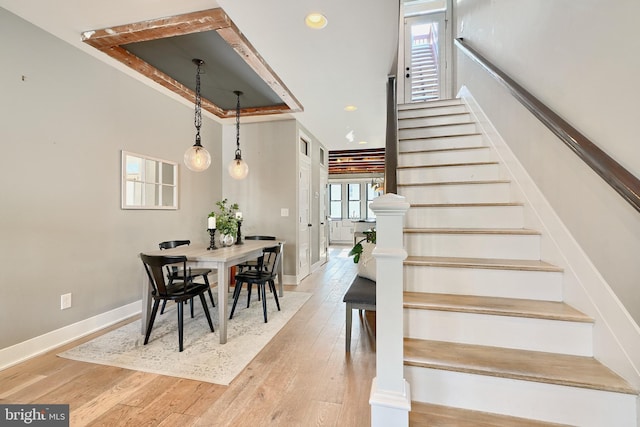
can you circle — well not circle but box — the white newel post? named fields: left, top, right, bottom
left=369, top=193, right=411, bottom=426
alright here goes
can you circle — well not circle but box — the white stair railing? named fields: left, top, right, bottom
left=369, top=193, right=411, bottom=427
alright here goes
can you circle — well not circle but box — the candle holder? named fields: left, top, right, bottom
left=207, top=228, right=217, bottom=250
left=235, top=220, right=244, bottom=245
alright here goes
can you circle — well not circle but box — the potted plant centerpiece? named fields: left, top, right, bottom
left=210, top=199, right=239, bottom=247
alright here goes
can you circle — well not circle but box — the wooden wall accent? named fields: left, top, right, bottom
left=81, top=8, right=302, bottom=119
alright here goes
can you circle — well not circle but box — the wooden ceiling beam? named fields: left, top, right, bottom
left=81, top=9, right=231, bottom=49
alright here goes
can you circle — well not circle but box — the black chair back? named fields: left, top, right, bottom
left=141, top=253, right=188, bottom=296
left=159, top=240, right=191, bottom=250
left=261, top=244, right=282, bottom=275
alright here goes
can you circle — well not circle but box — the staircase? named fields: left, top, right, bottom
left=396, top=99, right=638, bottom=426
left=409, top=42, right=439, bottom=102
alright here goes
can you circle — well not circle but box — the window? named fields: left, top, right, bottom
left=329, top=184, right=342, bottom=219
left=122, top=151, right=178, bottom=209
left=348, top=183, right=361, bottom=219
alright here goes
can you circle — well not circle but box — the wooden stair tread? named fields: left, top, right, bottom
left=399, top=145, right=489, bottom=154
left=410, top=402, right=571, bottom=427
left=398, top=179, right=510, bottom=187
left=403, top=292, right=592, bottom=323
left=404, top=227, right=541, bottom=236
left=398, top=161, right=499, bottom=170
left=399, top=112, right=470, bottom=121
left=410, top=202, right=524, bottom=208
left=399, top=133, right=482, bottom=141
left=399, top=99, right=462, bottom=110
left=400, top=122, right=476, bottom=130
left=404, top=255, right=562, bottom=272
left=404, top=339, right=636, bottom=394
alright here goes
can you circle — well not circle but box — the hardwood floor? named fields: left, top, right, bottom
left=0, top=246, right=376, bottom=426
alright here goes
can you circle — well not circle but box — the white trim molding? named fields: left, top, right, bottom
left=0, top=301, right=140, bottom=371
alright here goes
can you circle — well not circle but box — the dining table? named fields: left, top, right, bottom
left=140, top=239, right=284, bottom=344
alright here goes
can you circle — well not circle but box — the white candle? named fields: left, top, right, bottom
left=236, top=211, right=243, bottom=220
left=208, top=216, right=216, bottom=229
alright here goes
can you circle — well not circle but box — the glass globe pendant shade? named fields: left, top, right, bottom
left=228, top=155, right=249, bottom=180
left=184, top=142, right=211, bottom=172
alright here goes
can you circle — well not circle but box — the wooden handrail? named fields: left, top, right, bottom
left=385, top=75, right=398, bottom=194
left=455, top=37, right=640, bottom=213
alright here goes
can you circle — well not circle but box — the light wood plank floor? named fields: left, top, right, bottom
left=0, top=246, right=376, bottom=426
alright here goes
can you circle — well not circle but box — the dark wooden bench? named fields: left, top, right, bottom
left=343, top=275, right=376, bottom=352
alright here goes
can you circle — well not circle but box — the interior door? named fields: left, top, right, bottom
left=319, top=170, right=328, bottom=262
left=404, top=12, right=447, bottom=102
left=298, top=146, right=312, bottom=280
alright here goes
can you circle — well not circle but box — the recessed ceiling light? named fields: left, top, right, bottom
left=305, top=13, right=328, bottom=29
left=344, top=105, right=357, bottom=112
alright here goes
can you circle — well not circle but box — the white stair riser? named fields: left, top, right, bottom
left=400, top=113, right=472, bottom=128
left=404, top=265, right=564, bottom=301
left=398, top=104, right=468, bottom=119
left=405, top=368, right=637, bottom=427
left=398, top=163, right=502, bottom=184
left=405, top=205, right=524, bottom=228
left=404, top=309, right=593, bottom=356
left=398, top=182, right=513, bottom=204
left=399, top=99, right=462, bottom=110
left=399, top=123, right=477, bottom=139
left=398, top=148, right=495, bottom=166
left=399, top=135, right=484, bottom=152
left=404, top=233, right=540, bottom=260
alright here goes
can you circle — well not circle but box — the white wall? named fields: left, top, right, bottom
left=0, top=8, right=222, bottom=349
left=454, top=0, right=640, bottom=326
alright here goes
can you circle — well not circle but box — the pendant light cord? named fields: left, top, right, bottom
left=194, top=60, right=203, bottom=146
left=234, top=90, right=243, bottom=159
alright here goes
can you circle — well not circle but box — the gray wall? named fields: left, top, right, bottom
left=0, top=8, right=222, bottom=348
left=454, top=0, right=640, bottom=324
left=221, top=119, right=299, bottom=279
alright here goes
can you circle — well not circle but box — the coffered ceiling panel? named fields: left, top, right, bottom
left=81, top=8, right=302, bottom=119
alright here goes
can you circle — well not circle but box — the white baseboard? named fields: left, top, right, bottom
left=0, top=301, right=140, bottom=371
left=458, top=86, right=640, bottom=388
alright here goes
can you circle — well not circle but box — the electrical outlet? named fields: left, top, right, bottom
left=281, top=208, right=289, bottom=217
left=60, top=293, right=72, bottom=310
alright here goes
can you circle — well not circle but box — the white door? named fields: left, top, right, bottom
left=404, top=12, right=447, bottom=102
left=319, top=170, right=328, bottom=262
left=298, top=147, right=312, bottom=280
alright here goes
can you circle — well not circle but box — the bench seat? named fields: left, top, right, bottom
left=343, top=275, right=376, bottom=352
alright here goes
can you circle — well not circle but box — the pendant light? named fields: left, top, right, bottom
left=184, top=59, right=212, bottom=172
left=228, top=90, right=249, bottom=180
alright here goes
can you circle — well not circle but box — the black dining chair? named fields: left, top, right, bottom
left=140, top=253, right=214, bottom=352
left=230, top=244, right=282, bottom=323
left=236, top=235, right=276, bottom=273
left=158, top=240, right=215, bottom=315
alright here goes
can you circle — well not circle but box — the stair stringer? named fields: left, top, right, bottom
left=458, top=85, right=640, bottom=391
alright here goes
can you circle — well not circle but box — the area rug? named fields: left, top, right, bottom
left=58, top=290, right=311, bottom=385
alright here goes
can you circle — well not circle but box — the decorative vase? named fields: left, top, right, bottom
left=220, top=233, right=235, bottom=247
